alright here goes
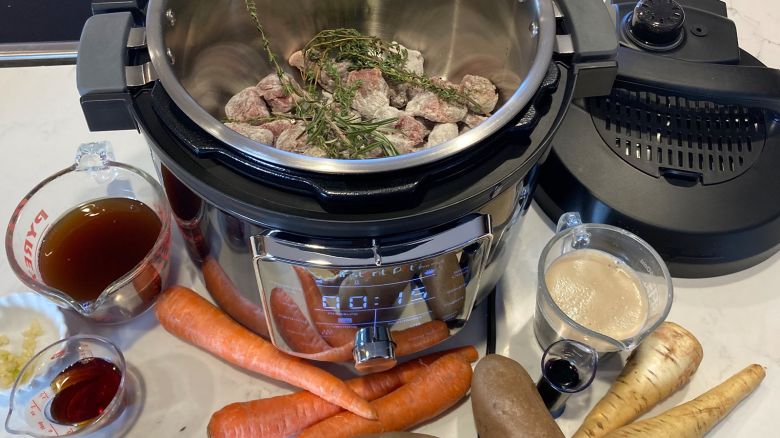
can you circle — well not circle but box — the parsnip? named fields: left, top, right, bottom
left=573, top=322, right=703, bottom=438
left=604, top=364, right=765, bottom=438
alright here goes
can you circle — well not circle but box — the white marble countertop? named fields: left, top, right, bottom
left=1, top=2, right=779, bottom=437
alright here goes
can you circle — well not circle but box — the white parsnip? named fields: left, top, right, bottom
left=573, top=322, right=704, bottom=438
left=604, top=364, right=766, bottom=438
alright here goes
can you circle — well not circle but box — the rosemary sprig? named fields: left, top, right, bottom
left=302, top=28, right=477, bottom=107
left=242, top=0, right=398, bottom=159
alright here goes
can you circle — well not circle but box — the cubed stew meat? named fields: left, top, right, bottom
left=223, top=28, right=498, bottom=159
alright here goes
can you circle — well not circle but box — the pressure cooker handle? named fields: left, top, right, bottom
left=77, top=11, right=155, bottom=131
left=77, top=12, right=135, bottom=131
left=555, top=0, right=619, bottom=98
left=618, top=47, right=780, bottom=115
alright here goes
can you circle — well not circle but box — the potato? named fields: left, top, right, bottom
left=472, top=355, right=564, bottom=438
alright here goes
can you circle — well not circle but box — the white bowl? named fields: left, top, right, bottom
left=0, top=292, right=69, bottom=402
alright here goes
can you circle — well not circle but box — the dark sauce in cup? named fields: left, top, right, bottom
left=48, top=357, right=122, bottom=425
left=537, top=358, right=581, bottom=409
left=38, top=198, right=161, bottom=302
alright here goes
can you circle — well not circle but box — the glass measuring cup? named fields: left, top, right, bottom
left=5, top=335, right=126, bottom=437
left=5, top=142, right=172, bottom=323
left=534, top=212, right=673, bottom=353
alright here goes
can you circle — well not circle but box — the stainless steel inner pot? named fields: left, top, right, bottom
left=146, top=0, right=555, bottom=174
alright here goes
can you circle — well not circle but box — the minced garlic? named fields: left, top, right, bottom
left=0, top=320, right=44, bottom=388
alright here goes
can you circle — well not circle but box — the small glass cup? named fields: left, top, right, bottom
left=534, top=212, right=673, bottom=353
left=5, top=142, right=172, bottom=323
left=5, top=335, right=126, bottom=437
left=536, top=339, right=598, bottom=418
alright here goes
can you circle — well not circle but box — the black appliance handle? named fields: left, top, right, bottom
left=618, top=47, right=780, bottom=115
left=555, top=0, right=619, bottom=98
left=77, top=11, right=146, bottom=131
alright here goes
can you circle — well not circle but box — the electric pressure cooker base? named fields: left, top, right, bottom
left=77, top=0, right=619, bottom=368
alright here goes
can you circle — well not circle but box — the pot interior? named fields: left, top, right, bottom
left=161, top=0, right=545, bottom=120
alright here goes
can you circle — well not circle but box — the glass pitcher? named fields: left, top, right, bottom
left=534, top=212, right=674, bottom=353
left=5, top=142, right=172, bottom=323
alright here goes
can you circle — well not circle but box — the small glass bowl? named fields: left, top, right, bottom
left=5, top=335, right=126, bottom=437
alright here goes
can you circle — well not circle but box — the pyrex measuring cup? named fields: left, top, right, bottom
left=5, top=142, right=172, bottom=323
left=534, top=213, right=673, bottom=353
left=5, top=335, right=126, bottom=437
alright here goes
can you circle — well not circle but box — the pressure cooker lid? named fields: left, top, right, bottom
left=144, top=0, right=556, bottom=174
left=535, top=0, right=780, bottom=278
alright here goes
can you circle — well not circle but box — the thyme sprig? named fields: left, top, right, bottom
left=302, top=28, right=477, bottom=107
left=243, top=0, right=397, bottom=158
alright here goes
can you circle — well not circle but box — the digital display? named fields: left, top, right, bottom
left=253, top=226, right=491, bottom=358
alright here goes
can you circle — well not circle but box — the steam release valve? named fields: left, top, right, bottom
left=353, top=325, right=397, bottom=373
left=626, top=0, right=686, bottom=51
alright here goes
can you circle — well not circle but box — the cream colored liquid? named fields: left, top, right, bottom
left=545, top=249, right=649, bottom=340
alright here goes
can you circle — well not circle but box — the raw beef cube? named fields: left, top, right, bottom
left=257, top=73, right=298, bottom=113
left=347, top=68, right=390, bottom=118
left=224, top=87, right=269, bottom=122
left=389, top=42, right=425, bottom=76
left=225, top=122, right=274, bottom=144
left=406, top=90, right=467, bottom=123
left=320, top=61, right=352, bottom=92
left=259, top=119, right=295, bottom=139
left=372, top=106, right=429, bottom=155
left=388, top=82, right=410, bottom=108
left=427, top=123, right=459, bottom=147
left=275, top=124, right=327, bottom=158
left=463, top=112, right=488, bottom=128
left=460, top=75, right=498, bottom=115
left=394, top=114, right=429, bottom=147
left=288, top=50, right=305, bottom=70
left=372, top=106, right=403, bottom=121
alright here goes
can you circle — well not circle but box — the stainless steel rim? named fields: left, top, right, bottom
left=146, top=0, right=556, bottom=175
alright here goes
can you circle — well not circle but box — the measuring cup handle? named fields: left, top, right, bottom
left=556, top=212, right=583, bottom=233
left=75, top=141, right=115, bottom=171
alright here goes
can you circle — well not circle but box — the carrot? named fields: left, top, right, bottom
left=269, top=287, right=331, bottom=354
left=574, top=322, right=704, bottom=438
left=605, top=364, right=766, bottom=438
left=155, top=286, right=376, bottom=420
left=394, top=320, right=450, bottom=356
left=303, top=320, right=452, bottom=362
left=202, top=257, right=270, bottom=338
left=298, top=355, right=473, bottom=438
left=294, top=266, right=358, bottom=347
left=207, top=346, right=478, bottom=438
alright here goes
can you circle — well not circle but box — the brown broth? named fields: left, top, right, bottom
left=38, top=198, right=162, bottom=302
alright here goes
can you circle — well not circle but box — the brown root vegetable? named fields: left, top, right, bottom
left=604, top=364, right=766, bottom=438
left=573, top=322, right=704, bottom=438
left=472, top=354, right=564, bottom=438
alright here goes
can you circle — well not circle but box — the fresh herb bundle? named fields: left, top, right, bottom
left=240, top=0, right=473, bottom=159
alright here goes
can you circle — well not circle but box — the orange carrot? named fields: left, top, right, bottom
left=293, top=266, right=358, bottom=347
left=303, top=320, right=452, bottom=362
left=207, top=346, right=478, bottom=438
left=394, top=320, right=450, bottom=356
left=155, top=286, right=375, bottom=420
left=299, top=355, right=473, bottom=438
left=202, top=257, right=270, bottom=338
left=269, top=287, right=331, bottom=354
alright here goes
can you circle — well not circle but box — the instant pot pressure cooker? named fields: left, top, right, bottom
left=76, top=0, right=617, bottom=370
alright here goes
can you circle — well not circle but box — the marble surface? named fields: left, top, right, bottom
left=1, top=2, right=779, bottom=437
